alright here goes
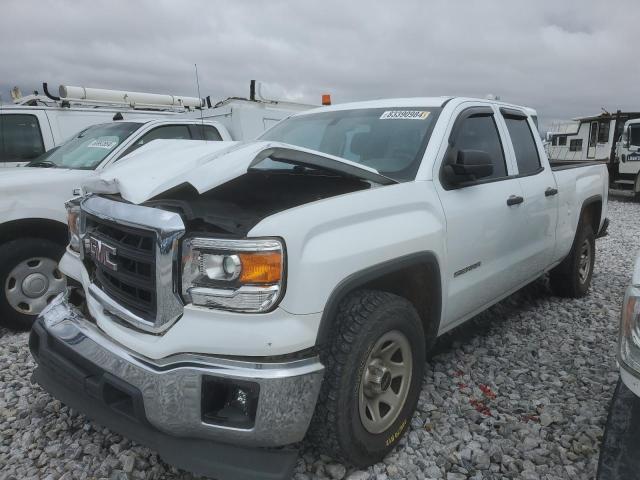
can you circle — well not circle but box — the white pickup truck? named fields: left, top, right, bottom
left=0, top=117, right=231, bottom=330
left=0, top=83, right=199, bottom=167
left=0, top=94, right=313, bottom=330
left=31, top=97, right=609, bottom=480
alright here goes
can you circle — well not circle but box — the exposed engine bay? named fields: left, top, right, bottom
left=145, top=169, right=373, bottom=236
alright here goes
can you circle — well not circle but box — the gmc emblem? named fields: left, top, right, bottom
left=86, top=236, right=118, bottom=272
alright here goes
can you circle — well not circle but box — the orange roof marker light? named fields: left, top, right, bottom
left=322, top=94, right=332, bottom=106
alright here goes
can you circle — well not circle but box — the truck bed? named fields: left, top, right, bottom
left=550, top=161, right=609, bottom=262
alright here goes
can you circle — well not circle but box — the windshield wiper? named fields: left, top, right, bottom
left=26, top=160, right=58, bottom=168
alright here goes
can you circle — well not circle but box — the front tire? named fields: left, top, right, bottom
left=0, top=238, right=66, bottom=330
left=307, top=290, right=425, bottom=467
left=549, top=219, right=595, bottom=298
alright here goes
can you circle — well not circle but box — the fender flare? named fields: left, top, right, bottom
left=315, top=251, right=442, bottom=347
left=579, top=194, right=604, bottom=234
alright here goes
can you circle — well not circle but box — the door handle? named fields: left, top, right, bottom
left=507, top=195, right=524, bottom=206
left=545, top=187, right=558, bottom=197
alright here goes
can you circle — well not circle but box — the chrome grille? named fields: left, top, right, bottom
left=85, top=215, right=157, bottom=320
left=79, top=195, right=185, bottom=333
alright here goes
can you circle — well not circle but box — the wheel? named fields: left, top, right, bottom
left=307, top=290, right=425, bottom=466
left=549, top=219, right=595, bottom=298
left=634, top=172, right=640, bottom=201
left=0, top=238, right=66, bottom=330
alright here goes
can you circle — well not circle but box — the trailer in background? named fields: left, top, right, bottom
left=545, top=110, right=640, bottom=197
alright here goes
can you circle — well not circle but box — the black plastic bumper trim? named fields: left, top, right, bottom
left=597, top=377, right=640, bottom=479
left=29, top=319, right=297, bottom=480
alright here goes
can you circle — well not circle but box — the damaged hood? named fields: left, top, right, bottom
left=83, top=139, right=395, bottom=204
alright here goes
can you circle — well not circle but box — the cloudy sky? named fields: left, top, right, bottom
left=2, top=0, right=638, bottom=131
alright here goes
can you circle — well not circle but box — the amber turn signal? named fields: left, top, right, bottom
left=239, top=251, right=282, bottom=284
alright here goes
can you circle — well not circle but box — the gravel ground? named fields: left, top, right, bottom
left=1, top=198, right=638, bottom=480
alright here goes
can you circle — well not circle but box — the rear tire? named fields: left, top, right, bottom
left=0, top=238, right=66, bottom=330
left=549, top=219, right=595, bottom=298
left=307, top=290, right=425, bottom=467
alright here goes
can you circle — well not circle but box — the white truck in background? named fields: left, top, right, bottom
left=31, top=97, right=608, bottom=480
left=0, top=83, right=202, bottom=167
left=613, top=118, right=640, bottom=198
left=0, top=84, right=314, bottom=329
left=0, top=81, right=312, bottom=167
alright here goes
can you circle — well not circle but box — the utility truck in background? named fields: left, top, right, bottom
left=31, top=97, right=608, bottom=480
left=0, top=83, right=204, bottom=167
left=0, top=80, right=312, bottom=167
left=613, top=118, right=640, bottom=198
left=0, top=82, right=314, bottom=329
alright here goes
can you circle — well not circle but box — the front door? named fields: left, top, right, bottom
left=587, top=121, right=598, bottom=159
left=434, top=105, right=525, bottom=329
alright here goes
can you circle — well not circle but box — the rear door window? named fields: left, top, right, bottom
left=503, top=115, right=541, bottom=175
left=120, top=124, right=192, bottom=157
left=0, top=114, right=45, bottom=163
left=190, top=124, right=223, bottom=141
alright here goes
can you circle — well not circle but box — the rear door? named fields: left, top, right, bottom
left=499, top=108, right=558, bottom=278
left=434, top=103, right=525, bottom=328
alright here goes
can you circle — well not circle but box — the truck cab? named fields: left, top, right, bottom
left=614, top=119, right=640, bottom=197
left=0, top=117, right=230, bottom=329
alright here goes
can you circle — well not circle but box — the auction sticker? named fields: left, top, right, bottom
left=380, top=110, right=430, bottom=120
left=87, top=137, right=119, bottom=149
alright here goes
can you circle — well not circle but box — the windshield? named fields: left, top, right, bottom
left=29, top=122, right=140, bottom=169
left=259, top=107, right=442, bottom=181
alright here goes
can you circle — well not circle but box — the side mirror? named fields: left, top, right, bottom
left=443, top=149, right=494, bottom=186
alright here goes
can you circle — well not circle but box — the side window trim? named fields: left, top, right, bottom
left=0, top=113, right=46, bottom=163
left=439, top=106, right=511, bottom=190
left=498, top=108, right=544, bottom=178
left=499, top=107, right=527, bottom=119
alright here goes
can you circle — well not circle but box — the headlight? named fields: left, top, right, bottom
left=65, top=197, right=82, bottom=253
left=182, top=237, right=285, bottom=312
left=620, top=285, right=640, bottom=372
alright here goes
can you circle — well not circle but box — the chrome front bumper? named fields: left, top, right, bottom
left=31, top=290, right=324, bottom=448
